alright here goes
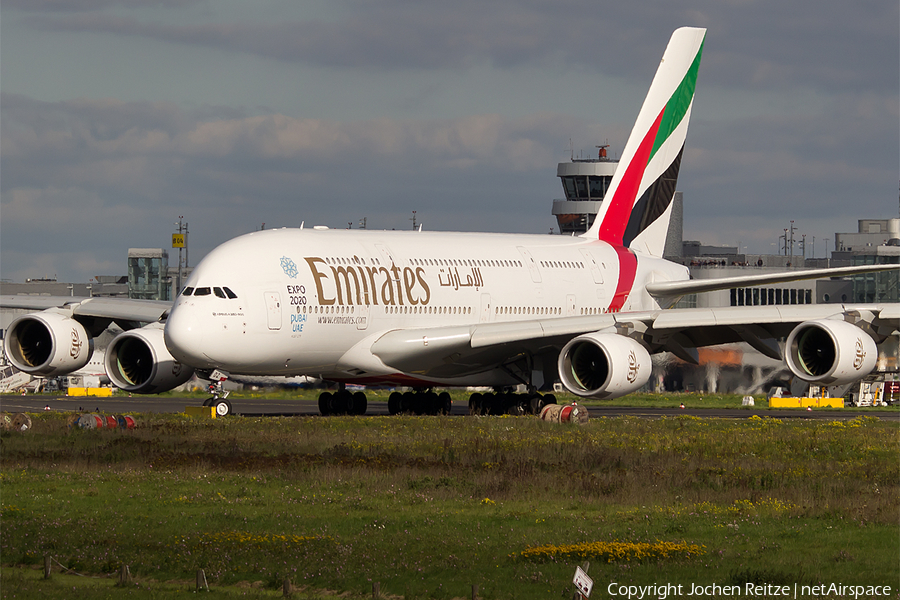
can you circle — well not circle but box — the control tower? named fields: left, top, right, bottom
left=551, top=145, right=618, bottom=235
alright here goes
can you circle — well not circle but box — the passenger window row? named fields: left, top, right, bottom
left=540, top=261, right=584, bottom=269
left=303, top=304, right=474, bottom=315
left=325, top=256, right=381, bottom=266
left=410, top=257, right=523, bottom=268
left=322, top=255, right=585, bottom=270
left=497, top=306, right=561, bottom=316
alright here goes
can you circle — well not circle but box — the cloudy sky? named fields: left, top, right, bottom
left=2, top=0, right=897, bottom=283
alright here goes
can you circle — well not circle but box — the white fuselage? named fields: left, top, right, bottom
left=163, top=228, right=689, bottom=385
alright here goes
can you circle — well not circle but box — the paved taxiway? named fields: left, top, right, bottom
left=2, top=395, right=897, bottom=421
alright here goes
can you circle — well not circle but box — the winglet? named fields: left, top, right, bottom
left=585, top=27, right=706, bottom=257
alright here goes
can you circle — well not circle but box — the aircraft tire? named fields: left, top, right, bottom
left=494, top=393, right=510, bottom=415
left=468, top=393, right=483, bottom=415
left=425, top=392, right=439, bottom=415
left=439, top=392, right=451, bottom=415
left=411, top=392, right=425, bottom=415
left=388, top=392, right=401, bottom=415
left=352, top=392, right=367, bottom=415
left=202, top=397, right=213, bottom=407
left=508, top=402, right=525, bottom=416
left=214, top=399, right=232, bottom=417
left=332, top=390, right=352, bottom=414
left=483, top=393, right=498, bottom=415
left=318, top=392, right=333, bottom=416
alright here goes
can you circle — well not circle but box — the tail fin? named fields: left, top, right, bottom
left=585, top=27, right=705, bottom=257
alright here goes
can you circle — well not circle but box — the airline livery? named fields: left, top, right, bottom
left=3, top=28, right=897, bottom=416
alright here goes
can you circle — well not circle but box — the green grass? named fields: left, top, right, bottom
left=1, top=412, right=898, bottom=599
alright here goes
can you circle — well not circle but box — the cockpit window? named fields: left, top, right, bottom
left=187, top=286, right=237, bottom=299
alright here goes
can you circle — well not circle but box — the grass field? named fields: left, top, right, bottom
left=1, top=410, right=898, bottom=599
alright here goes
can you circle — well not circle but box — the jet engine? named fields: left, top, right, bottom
left=558, top=333, right=652, bottom=399
left=105, top=325, right=194, bottom=394
left=784, top=319, right=877, bottom=386
left=3, top=312, right=93, bottom=377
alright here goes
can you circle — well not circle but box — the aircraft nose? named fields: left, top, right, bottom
left=164, top=302, right=210, bottom=368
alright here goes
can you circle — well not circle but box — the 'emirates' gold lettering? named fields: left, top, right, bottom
left=304, top=256, right=431, bottom=307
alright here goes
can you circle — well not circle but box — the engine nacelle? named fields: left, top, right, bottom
left=785, top=319, right=877, bottom=386
left=3, top=312, right=93, bottom=377
left=558, top=333, right=652, bottom=399
left=105, top=326, right=194, bottom=394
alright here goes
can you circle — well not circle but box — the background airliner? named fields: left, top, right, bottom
left=3, top=28, right=897, bottom=416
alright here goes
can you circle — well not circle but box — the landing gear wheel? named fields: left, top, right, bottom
left=469, top=393, right=483, bottom=415
left=401, top=392, right=415, bottom=414
left=352, top=391, right=368, bottom=415
left=214, top=399, right=232, bottom=417
left=318, top=392, right=333, bottom=416
left=332, top=390, right=352, bottom=414
left=202, top=397, right=213, bottom=407
left=388, top=392, right=402, bottom=415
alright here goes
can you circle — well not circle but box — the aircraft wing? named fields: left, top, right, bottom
left=645, top=264, right=894, bottom=300
left=1, top=295, right=191, bottom=392
left=0, top=295, right=171, bottom=330
left=364, top=303, right=899, bottom=378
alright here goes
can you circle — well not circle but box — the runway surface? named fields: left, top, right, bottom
left=2, top=394, right=897, bottom=421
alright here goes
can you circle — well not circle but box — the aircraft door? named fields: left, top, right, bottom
left=579, top=248, right=604, bottom=284
left=517, top=246, right=542, bottom=283
left=480, top=293, right=492, bottom=323
left=374, top=243, right=399, bottom=268
left=264, top=292, right=282, bottom=330
left=356, top=304, right=369, bottom=330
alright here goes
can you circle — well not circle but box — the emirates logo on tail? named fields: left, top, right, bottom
left=853, top=338, right=867, bottom=370
left=627, top=350, right=640, bottom=383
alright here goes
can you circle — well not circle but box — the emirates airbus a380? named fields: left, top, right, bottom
left=4, top=28, right=897, bottom=416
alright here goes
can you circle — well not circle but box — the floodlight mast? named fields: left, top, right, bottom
left=174, top=216, right=189, bottom=297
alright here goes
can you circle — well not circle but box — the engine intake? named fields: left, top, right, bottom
left=3, top=312, right=93, bottom=377
left=558, top=333, right=651, bottom=399
left=105, top=326, right=194, bottom=394
left=785, top=319, right=877, bottom=386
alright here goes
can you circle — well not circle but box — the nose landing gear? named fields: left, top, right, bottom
left=202, top=372, right=232, bottom=416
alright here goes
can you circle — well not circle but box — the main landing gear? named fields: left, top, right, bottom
left=318, top=388, right=368, bottom=416
left=314, top=387, right=557, bottom=417
left=467, top=391, right=556, bottom=416
left=387, top=390, right=452, bottom=415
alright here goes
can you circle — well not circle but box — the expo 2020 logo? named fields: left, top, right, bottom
left=280, top=256, right=298, bottom=279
